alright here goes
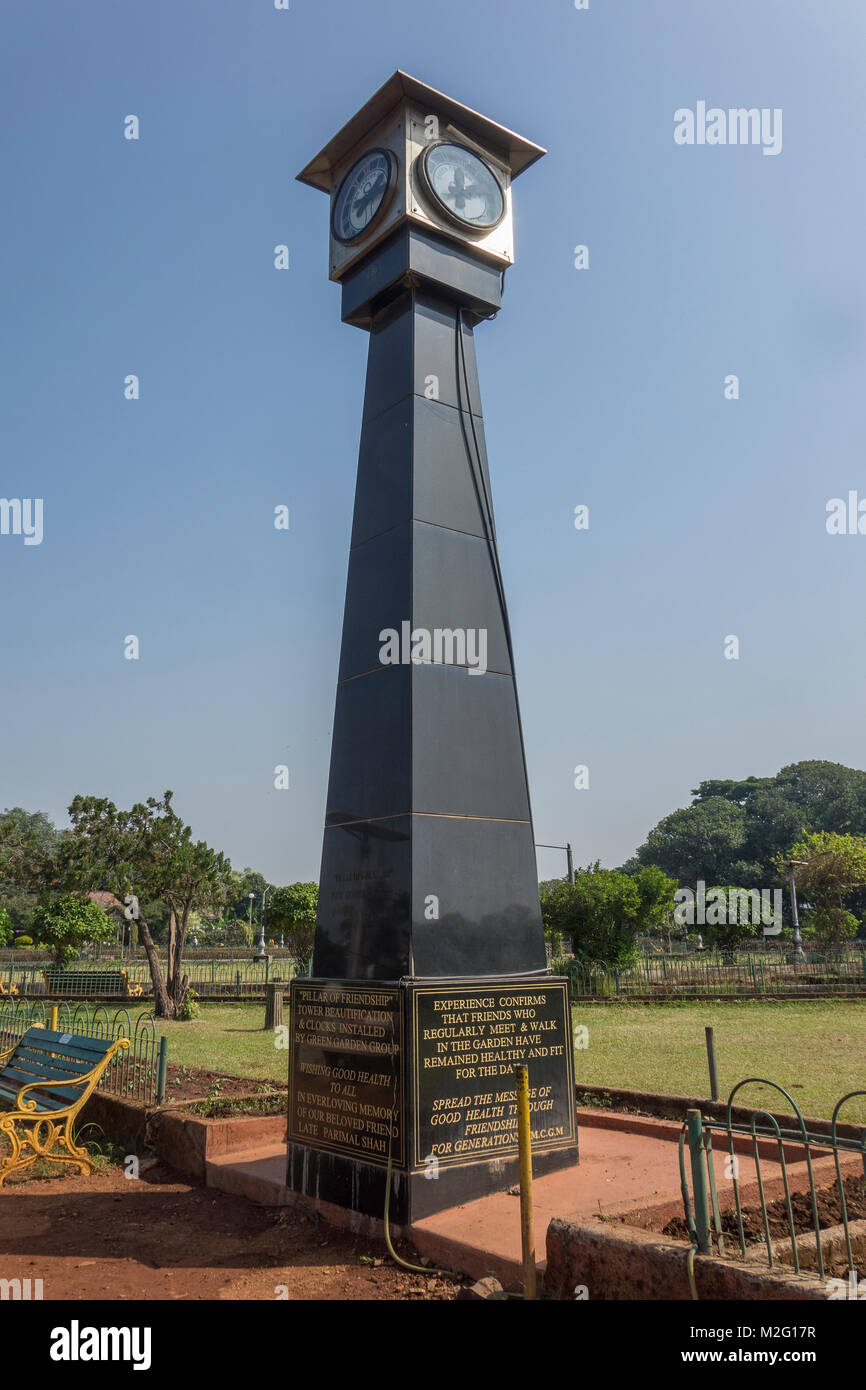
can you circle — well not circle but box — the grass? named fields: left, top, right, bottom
left=131, top=1001, right=289, bottom=1085
left=572, top=998, right=866, bottom=1123
left=123, top=997, right=866, bottom=1124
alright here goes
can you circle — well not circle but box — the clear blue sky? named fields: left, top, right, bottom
left=2, top=1, right=864, bottom=885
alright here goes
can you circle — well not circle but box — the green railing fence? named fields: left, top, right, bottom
left=0, top=998, right=166, bottom=1104
left=558, top=950, right=866, bottom=999
left=2, top=955, right=299, bottom=1000
left=679, top=1079, right=866, bottom=1292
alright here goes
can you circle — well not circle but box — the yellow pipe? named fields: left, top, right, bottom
left=49, top=1005, right=58, bottom=1032
left=515, top=1063, right=536, bottom=1300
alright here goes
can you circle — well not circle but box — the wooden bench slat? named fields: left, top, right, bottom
left=3, top=1092, right=73, bottom=1112
left=0, top=1065, right=90, bottom=1090
left=16, top=1045, right=109, bottom=1061
left=43, top=980, right=127, bottom=987
left=0, top=1061, right=88, bottom=1087
left=43, top=972, right=127, bottom=982
left=42, top=970, right=133, bottom=998
left=0, top=1076, right=76, bottom=1110
left=3, top=1045, right=102, bottom=1067
left=8, top=1048, right=93, bottom=1074
left=5, top=1054, right=101, bottom=1078
left=33, top=1030, right=117, bottom=1055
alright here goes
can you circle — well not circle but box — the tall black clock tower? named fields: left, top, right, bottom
left=288, top=73, right=577, bottom=1230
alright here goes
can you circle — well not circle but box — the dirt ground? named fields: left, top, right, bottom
left=0, top=1161, right=469, bottom=1301
left=162, top=1063, right=286, bottom=1105
left=662, top=1173, right=866, bottom=1277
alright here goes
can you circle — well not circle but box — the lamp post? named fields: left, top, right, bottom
left=248, top=892, right=257, bottom=957
left=536, top=842, right=575, bottom=885
left=783, top=859, right=807, bottom=963
left=257, top=886, right=271, bottom=962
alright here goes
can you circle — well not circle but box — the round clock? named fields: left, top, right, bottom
left=417, top=142, right=506, bottom=233
left=332, top=148, right=397, bottom=244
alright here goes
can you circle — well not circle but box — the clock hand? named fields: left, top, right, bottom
left=447, top=168, right=467, bottom=205
left=446, top=169, right=488, bottom=212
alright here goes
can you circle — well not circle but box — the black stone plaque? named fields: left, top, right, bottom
left=286, top=976, right=578, bottom=1225
left=408, top=982, right=575, bottom=1171
left=288, top=980, right=404, bottom=1168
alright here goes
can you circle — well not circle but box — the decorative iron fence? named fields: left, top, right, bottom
left=678, top=1079, right=866, bottom=1293
left=0, top=998, right=166, bottom=1104
left=2, top=956, right=298, bottom=1000
left=560, top=951, right=866, bottom=998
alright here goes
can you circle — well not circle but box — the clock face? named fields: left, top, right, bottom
left=332, top=148, right=397, bottom=244
left=418, top=142, right=506, bottom=232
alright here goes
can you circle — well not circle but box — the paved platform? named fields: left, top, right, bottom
left=204, top=1110, right=859, bottom=1289
left=204, top=1112, right=695, bottom=1273
left=409, top=1115, right=691, bottom=1285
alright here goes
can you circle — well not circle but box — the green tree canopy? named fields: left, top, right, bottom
left=631, top=762, right=866, bottom=920
left=540, top=863, right=675, bottom=967
left=227, top=868, right=272, bottom=938
left=776, top=830, right=866, bottom=944
left=32, top=894, right=115, bottom=965
left=268, top=882, right=318, bottom=968
left=58, top=792, right=234, bottom=1017
left=631, top=863, right=678, bottom=932
left=632, top=797, right=749, bottom=885
left=0, top=807, right=63, bottom=886
left=691, top=887, right=765, bottom=954
left=0, top=807, right=63, bottom=935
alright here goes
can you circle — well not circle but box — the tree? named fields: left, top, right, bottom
left=775, top=831, right=866, bottom=945
left=226, top=868, right=270, bottom=940
left=268, top=883, right=318, bottom=969
left=191, top=917, right=249, bottom=947
left=0, top=807, right=62, bottom=883
left=631, top=864, right=678, bottom=933
left=633, top=762, right=866, bottom=904
left=633, top=798, right=748, bottom=885
left=695, top=887, right=764, bottom=956
left=0, top=808, right=63, bottom=934
left=541, top=865, right=642, bottom=967
left=58, top=792, right=234, bottom=1018
left=32, top=894, right=115, bottom=965
left=0, top=906, right=13, bottom=947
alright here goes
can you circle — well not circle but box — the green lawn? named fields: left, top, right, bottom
left=572, top=999, right=866, bottom=1123
left=128, top=997, right=866, bottom=1124
left=135, top=1002, right=289, bottom=1085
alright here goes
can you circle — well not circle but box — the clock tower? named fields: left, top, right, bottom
left=288, top=73, right=578, bottom=1230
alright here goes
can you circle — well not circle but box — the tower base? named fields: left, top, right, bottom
left=286, top=975, right=578, bottom=1225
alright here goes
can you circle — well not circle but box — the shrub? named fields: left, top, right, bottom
left=177, top=986, right=200, bottom=1021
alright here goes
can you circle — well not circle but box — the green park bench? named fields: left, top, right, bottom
left=41, top=968, right=144, bottom=999
left=0, top=1025, right=130, bottom=1186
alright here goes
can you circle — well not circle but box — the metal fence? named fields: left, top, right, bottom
left=678, top=1079, right=866, bottom=1291
left=1, top=955, right=298, bottom=1000
left=0, top=997, right=166, bottom=1104
left=562, top=951, right=866, bottom=998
